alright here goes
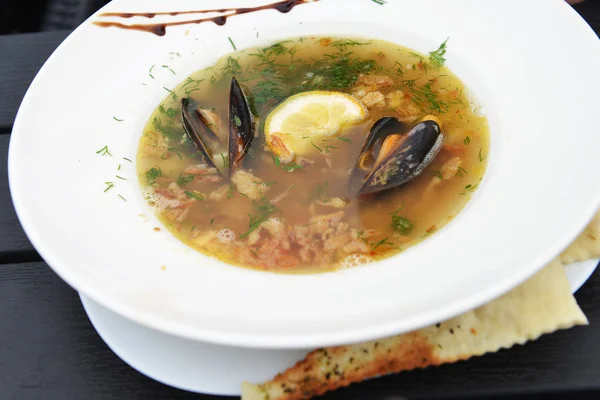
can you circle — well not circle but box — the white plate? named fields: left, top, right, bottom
left=80, top=260, right=598, bottom=396
left=9, top=0, right=600, bottom=348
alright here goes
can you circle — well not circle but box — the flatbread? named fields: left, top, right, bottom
left=560, top=210, right=600, bottom=264
left=241, top=260, right=587, bottom=400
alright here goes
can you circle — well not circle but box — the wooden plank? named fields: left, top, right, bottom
left=0, top=30, right=70, bottom=131
left=0, top=261, right=599, bottom=400
left=0, top=135, right=38, bottom=261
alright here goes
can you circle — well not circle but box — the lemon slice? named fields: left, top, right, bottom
left=264, top=91, right=368, bottom=162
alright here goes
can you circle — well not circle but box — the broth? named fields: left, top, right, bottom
left=137, top=37, right=489, bottom=273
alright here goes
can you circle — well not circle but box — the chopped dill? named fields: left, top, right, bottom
left=337, top=136, right=352, bottom=144
left=372, top=0, right=386, bottom=4
left=185, top=191, right=206, bottom=201
left=328, top=39, right=371, bottom=52
left=221, top=154, right=230, bottom=167
left=457, top=166, right=468, bottom=177
left=371, top=237, right=396, bottom=251
left=391, top=215, right=413, bottom=235
left=233, top=115, right=242, bottom=127
left=240, top=197, right=278, bottom=239
left=323, top=144, right=338, bottom=154
left=104, top=182, right=114, bottom=192
left=117, top=164, right=121, bottom=171
left=118, top=194, right=127, bottom=202
left=177, top=174, right=195, bottom=185
left=464, top=136, right=471, bottom=145
left=145, top=167, right=162, bottom=185
left=168, top=147, right=183, bottom=160
left=228, top=37, right=237, bottom=50
left=210, top=218, right=214, bottom=225
left=458, top=184, right=478, bottom=195
left=479, top=148, right=486, bottom=162
left=311, top=141, right=323, bottom=152
left=219, top=56, right=242, bottom=79
left=95, top=145, right=112, bottom=156
left=123, top=157, right=132, bottom=163
left=159, top=104, right=178, bottom=119
left=116, top=175, right=126, bottom=181
left=113, top=117, right=124, bottom=122
left=161, top=65, right=176, bottom=75
left=429, top=38, right=449, bottom=69
left=149, top=65, right=155, bottom=79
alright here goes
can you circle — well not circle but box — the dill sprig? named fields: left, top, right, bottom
left=145, top=167, right=162, bottom=185
left=429, top=38, right=449, bottom=69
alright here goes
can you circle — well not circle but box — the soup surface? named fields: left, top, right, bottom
left=137, top=37, right=489, bottom=273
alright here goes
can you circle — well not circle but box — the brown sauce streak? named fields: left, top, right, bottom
left=93, top=0, right=317, bottom=36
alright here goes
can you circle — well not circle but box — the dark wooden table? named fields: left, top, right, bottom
left=2, top=3, right=600, bottom=399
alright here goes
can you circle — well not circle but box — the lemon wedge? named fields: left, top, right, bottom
left=264, top=91, right=368, bottom=162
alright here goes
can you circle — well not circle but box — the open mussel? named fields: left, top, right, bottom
left=181, top=77, right=256, bottom=177
left=350, top=117, right=444, bottom=196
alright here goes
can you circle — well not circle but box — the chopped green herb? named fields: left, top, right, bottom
left=159, top=104, right=178, bottom=118
left=311, top=141, right=323, bottom=152
left=123, top=157, right=132, bottom=163
left=371, top=237, right=396, bottom=251
left=429, top=38, right=449, bottom=69
left=221, top=154, right=230, bottom=167
left=113, top=117, right=124, bottom=122
left=233, top=115, right=242, bottom=127
left=337, top=136, right=352, bottom=144
left=464, top=136, right=471, bottom=145
left=168, top=147, right=183, bottom=160
left=457, top=166, right=468, bottom=177
left=149, top=65, right=155, bottom=79
left=177, top=174, right=195, bottom=185
left=458, top=183, right=478, bottom=195
left=240, top=198, right=278, bottom=239
left=228, top=37, right=237, bottom=50
left=250, top=249, right=259, bottom=258
left=95, top=145, right=112, bottom=156
left=144, top=167, right=162, bottom=185
left=161, top=65, right=176, bottom=75
left=372, top=0, right=386, bottom=4
left=104, top=182, right=114, bottom=192
left=391, top=216, right=413, bottom=235
left=118, top=194, right=127, bottom=202
left=479, top=148, right=486, bottom=162
left=185, top=191, right=205, bottom=201
left=116, top=175, right=127, bottom=181
left=272, top=155, right=281, bottom=167
left=390, top=207, right=413, bottom=234
left=210, top=218, right=214, bottom=225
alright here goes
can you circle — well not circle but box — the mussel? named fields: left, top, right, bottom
left=350, top=117, right=444, bottom=196
left=181, top=77, right=256, bottom=177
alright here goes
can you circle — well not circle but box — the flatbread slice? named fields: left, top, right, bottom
left=560, top=210, right=600, bottom=264
left=241, top=260, right=587, bottom=400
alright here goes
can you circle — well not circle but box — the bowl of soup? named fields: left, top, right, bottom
left=8, top=0, right=600, bottom=348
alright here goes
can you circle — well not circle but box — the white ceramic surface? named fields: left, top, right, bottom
left=9, top=0, right=600, bottom=348
left=80, top=260, right=599, bottom=396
